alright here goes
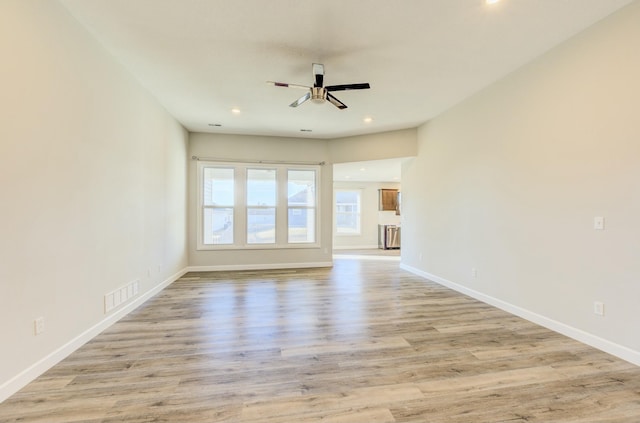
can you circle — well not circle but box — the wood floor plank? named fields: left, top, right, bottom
left=241, top=383, right=422, bottom=420
left=1, top=258, right=640, bottom=422
left=417, top=365, right=567, bottom=394
left=280, top=336, right=411, bottom=358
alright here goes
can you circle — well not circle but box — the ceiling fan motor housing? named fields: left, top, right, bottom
left=268, top=63, right=369, bottom=109
left=311, top=87, right=327, bottom=104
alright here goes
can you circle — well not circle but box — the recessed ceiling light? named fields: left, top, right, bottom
left=485, top=0, right=500, bottom=4
left=208, top=123, right=222, bottom=127
left=231, top=108, right=241, bottom=114
left=360, top=168, right=366, bottom=171
left=363, top=117, right=373, bottom=123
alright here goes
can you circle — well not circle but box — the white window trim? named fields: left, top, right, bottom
left=197, top=161, right=321, bottom=250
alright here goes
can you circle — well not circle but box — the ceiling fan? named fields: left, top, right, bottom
left=267, top=63, right=370, bottom=110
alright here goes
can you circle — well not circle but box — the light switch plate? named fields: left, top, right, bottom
left=594, top=301, right=605, bottom=316
left=594, top=216, right=605, bottom=230
left=34, top=317, right=45, bottom=335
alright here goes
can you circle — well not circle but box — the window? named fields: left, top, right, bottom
left=247, top=168, right=276, bottom=244
left=335, top=190, right=361, bottom=235
left=198, top=161, right=320, bottom=250
left=288, top=169, right=316, bottom=243
left=202, top=167, right=234, bottom=245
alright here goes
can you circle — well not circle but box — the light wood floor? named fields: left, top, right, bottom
left=2, top=259, right=640, bottom=422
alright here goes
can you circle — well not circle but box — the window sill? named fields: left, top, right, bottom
left=196, top=243, right=321, bottom=251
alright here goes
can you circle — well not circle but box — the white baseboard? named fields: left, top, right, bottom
left=332, top=245, right=379, bottom=250
left=186, top=261, right=333, bottom=273
left=334, top=254, right=400, bottom=262
left=0, top=267, right=189, bottom=403
left=400, top=263, right=640, bottom=367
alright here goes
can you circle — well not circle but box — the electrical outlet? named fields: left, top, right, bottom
left=594, top=301, right=605, bottom=316
left=34, top=317, right=45, bottom=335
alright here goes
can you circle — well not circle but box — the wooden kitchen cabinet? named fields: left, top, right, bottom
left=378, top=189, right=399, bottom=211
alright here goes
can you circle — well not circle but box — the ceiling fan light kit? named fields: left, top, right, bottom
left=268, top=63, right=370, bottom=110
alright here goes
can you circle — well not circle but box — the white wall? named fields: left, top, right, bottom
left=333, top=181, right=401, bottom=249
left=329, top=128, right=417, bottom=164
left=0, top=0, right=188, bottom=399
left=188, top=133, right=333, bottom=269
left=401, top=2, right=640, bottom=364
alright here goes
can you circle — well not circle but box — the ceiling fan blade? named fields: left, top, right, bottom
left=327, top=92, right=347, bottom=110
left=267, top=81, right=310, bottom=90
left=289, top=91, right=311, bottom=107
left=312, top=63, right=324, bottom=88
left=325, top=83, right=370, bottom=92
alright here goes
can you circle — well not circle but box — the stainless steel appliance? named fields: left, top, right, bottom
left=378, top=225, right=401, bottom=250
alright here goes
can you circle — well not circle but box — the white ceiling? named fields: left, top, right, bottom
left=60, top=0, right=632, bottom=139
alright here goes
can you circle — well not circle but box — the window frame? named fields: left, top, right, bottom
left=197, top=161, right=321, bottom=250
left=201, top=166, right=236, bottom=245
left=286, top=168, right=318, bottom=244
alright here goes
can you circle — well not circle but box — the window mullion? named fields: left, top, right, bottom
left=236, top=166, right=247, bottom=246
left=276, top=168, right=288, bottom=246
